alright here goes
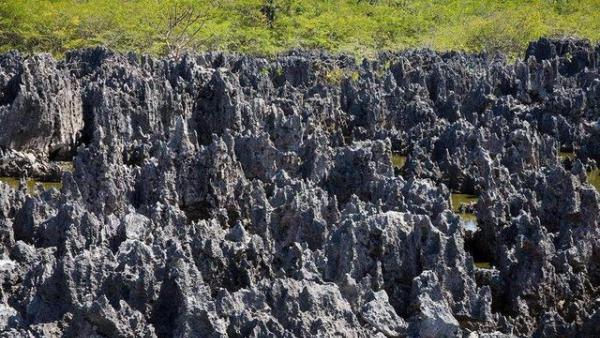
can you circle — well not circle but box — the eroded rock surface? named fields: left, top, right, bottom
left=1, top=38, right=600, bottom=337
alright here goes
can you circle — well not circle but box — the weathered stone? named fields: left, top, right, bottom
left=0, top=38, right=599, bottom=336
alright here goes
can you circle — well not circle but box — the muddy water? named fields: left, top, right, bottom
left=0, top=161, right=73, bottom=194
left=392, top=153, right=479, bottom=232
left=588, top=168, right=600, bottom=191
left=391, top=154, right=406, bottom=168
left=451, top=193, right=478, bottom=232
left=452, top=194, right=492, bottom=267
left=475, top=262, right=492, bottom=269
left=559, top=152, right=600, bottom=192
left=559, top=152, right=575, bottom=161
left=0, top=177, right=61, bottom=194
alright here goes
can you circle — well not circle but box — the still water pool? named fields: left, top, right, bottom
left=451, top=193, right=478, bottom=232
left=559, top=152, right=575, bottom=161
left=559, top=152, right=600, bottom=191
left=391, top=154, right=406, bottom=168
left=0, top=161, right=72, bottom=194
left=0, top=177, right=61, bottom=194
left=587, top=168, right=600, bottom=192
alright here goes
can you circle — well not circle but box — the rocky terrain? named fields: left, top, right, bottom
left=1, top=38, right=600, bottom=337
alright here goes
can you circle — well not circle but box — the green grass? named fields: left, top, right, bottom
left=1, top=0, right=599, bottom=59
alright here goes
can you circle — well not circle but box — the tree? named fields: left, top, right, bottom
left=260, top=0, right=298, bottom=29
left=148, top=0, right=216, bottom=59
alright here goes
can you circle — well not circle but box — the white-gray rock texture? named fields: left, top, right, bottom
left=0, top=38, right=600, bottom=337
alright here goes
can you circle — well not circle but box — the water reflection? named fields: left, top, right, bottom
left=460, top=213, right=478, bottom=232
left=391, top=154, right=406, bottom=168
left=558, top=151, right=600, bottom=192
left=559, top=152, right=575, bottom=161
left=451, top=194, right=479, bottom=232
left=587, top=168, right=600, bottom=192
left=0, top=177, right=61, bottom=194
left=475, top=262, right=492, bottom=269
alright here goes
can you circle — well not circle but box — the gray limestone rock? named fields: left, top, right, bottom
left=0, top=38, right=599, bottom=336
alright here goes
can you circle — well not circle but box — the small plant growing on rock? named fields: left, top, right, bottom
left=260, top=66, right=271, bottom=76
left=325, top=68, right=345, bottom=85
left=325, top=68, right=360, bottom=85
left=275, top=65, right=283, bottom=76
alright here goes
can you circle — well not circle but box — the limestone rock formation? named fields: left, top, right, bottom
left=1, top=38, right=600, bottom=337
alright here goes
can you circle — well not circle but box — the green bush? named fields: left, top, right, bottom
left=0, top=0, right=598, bottom=58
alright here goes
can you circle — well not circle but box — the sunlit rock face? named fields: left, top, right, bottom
left=0, top=38, right=600, bottom=337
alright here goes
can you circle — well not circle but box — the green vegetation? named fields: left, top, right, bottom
left=1, top=0, right=599, bottom=59
left=324, top=67, right=359, bottom=85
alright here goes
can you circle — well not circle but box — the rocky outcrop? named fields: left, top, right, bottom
left=0, top=52, right=82, bottom=159
left=1, top=38, right=600, bottom=336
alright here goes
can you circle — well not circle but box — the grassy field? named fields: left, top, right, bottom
left=0, top=0, right=599, bottom=59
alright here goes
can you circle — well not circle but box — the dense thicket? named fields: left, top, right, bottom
left=1, top=0, right=599, bottom=58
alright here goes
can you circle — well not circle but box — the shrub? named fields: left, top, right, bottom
left=0, top=0, right=597, bottom=58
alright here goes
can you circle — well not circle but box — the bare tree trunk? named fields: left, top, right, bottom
left=154, top=0, right=208, bottom=59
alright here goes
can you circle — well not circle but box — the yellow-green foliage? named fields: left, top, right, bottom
left=323, top=66, right=360, bottom=85
left=0, top=0, right=599, bottom=58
